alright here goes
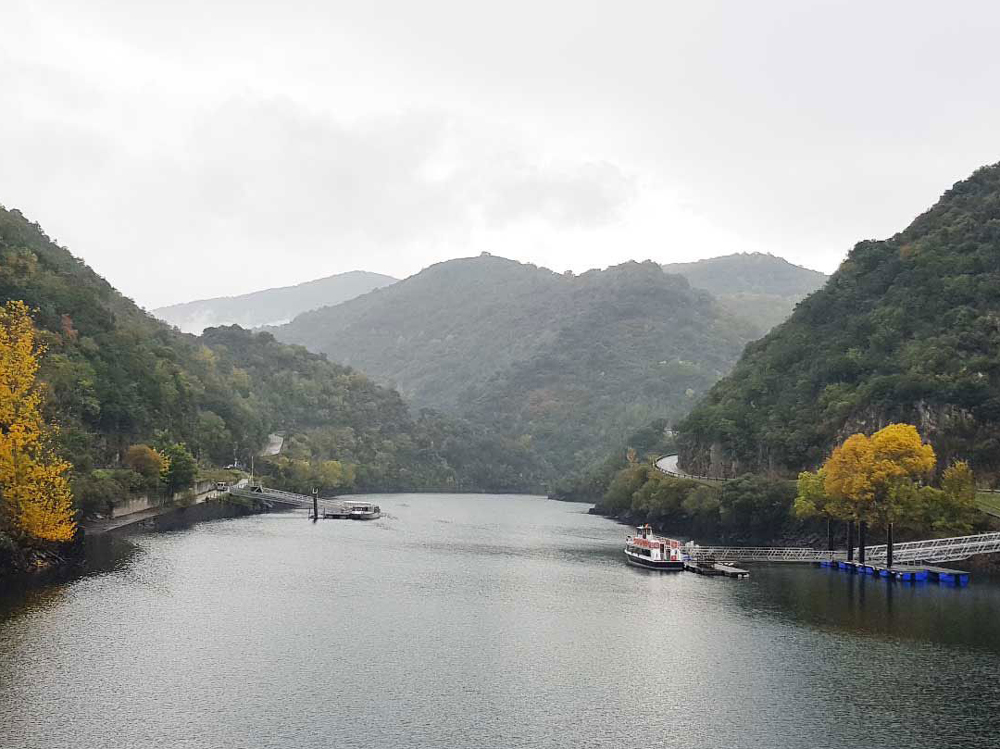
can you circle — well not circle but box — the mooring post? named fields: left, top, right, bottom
left=312, top=488, right=318, bottom=522
left=886, top=522, right=894, bottom=569
left=847, top=521, right=855, bottom=562
left=858, top=521, right=867, bottom=565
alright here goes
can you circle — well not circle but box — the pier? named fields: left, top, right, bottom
left=683, top=561, right=750, bottom=578
left=817, top=560, right=969, bottom=586
left=226, top=484, right=380, bottom=520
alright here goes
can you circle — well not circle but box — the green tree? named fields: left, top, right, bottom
left=160, top=443, right=197, bottom=495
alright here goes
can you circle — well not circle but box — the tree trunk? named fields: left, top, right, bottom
left=847, top=520, right=855, bottom=561
left=886, top=522, right=894, bottom=569
left=827, top=517, right=833, bottom=551
left=858, top=521, right=867, bottom=564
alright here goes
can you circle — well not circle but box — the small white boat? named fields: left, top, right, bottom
left=326, top=500, right=381, bottom=520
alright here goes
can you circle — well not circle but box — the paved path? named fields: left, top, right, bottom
left=654, top=454, right=728, bottom=483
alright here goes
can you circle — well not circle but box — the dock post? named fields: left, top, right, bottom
left=847, top=521, right=855, bottom=562
left=858, top=521, right=867, bottom=565
left=312, top=488, right=318, bottom=522
left=886, top=522, right=893, bottom=569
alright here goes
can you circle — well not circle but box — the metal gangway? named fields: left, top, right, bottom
left=227, top=484, right=347, bottom=515
left=686, top=531, right=1000, bottom=564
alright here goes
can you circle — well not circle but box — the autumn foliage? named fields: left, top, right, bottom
left=0, top=300, right=76, bottom=543
left=795, top=423, right=975, bottom=534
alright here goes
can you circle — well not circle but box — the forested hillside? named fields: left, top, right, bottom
left=275, top=255, right=758, bottom=476
left=678, top=163, right=1000, bottom=483
left=153, top=270, right=397, bottom=333
left=0, top=206, right=544, bottom=516
left=663, top=253, right=828, bottom=333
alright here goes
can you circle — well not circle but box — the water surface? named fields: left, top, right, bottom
left=2, top=494, right=999, bottom=748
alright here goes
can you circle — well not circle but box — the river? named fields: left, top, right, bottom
left=2, top=493, right=1000, bottom=748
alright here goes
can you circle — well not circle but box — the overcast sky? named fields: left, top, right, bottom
left=2, top=1, right=999, bottom=308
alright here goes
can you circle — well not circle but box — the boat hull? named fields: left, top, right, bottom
left=624, top=552, right=684, bottom=571
left=321, top=511, right=381, bottom=520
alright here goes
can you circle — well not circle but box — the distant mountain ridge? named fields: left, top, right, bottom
left=153, top=270, right=397, bottom=333
left=0, top=206, right=546, bottom=520
left=677, top=162, right=1000, bottom=482
left=273, top=254, right=760, bottom=475
left=663, top=253, right=828, bottom=334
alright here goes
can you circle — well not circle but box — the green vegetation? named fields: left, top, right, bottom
left=662, top=252, right=828, bottom=334
left=549, top=418, right=675, bottom=502
left=202, top=325, right=546, bottom=493
left=153, top=270, right=397, bottom=334
left=0, top=205, right=548, bottom=538
left=159, top=443, right=199, bottom=495
left=678, top=163, right=1000, bottom=482
left=593, top=425, right=981, bottom=545
left=594, top=464, right=801, bottom=544
left=276, top=255, right=759, bottom=479
left=975, top=491, right=1000, bottom=519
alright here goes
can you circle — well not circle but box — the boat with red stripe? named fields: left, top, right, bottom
left=624, top=525, right=684, bottom=570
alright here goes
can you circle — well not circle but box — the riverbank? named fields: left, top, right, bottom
left=0, top=532, right=81, bottom=579
left=0, top=494, right=270, bottom=586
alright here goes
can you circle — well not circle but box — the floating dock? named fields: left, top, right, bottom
left=922, top=565, right=971, bottom=586
left=818, top=560, right=969, bottom=585
left=684, top=561, right=749, bottom=578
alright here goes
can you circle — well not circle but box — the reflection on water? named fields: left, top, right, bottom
left=2, top=494, right=1000, bottom=749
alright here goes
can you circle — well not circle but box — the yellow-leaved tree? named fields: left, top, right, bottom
left=0, top=300, right=76, bottom=543
left=824, top=424, right=936, bottom=527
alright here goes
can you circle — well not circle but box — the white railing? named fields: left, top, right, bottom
left=227, top=485, right=345, bottom=513
left=857, top=531, right=1000, bottom=564
left=685, top=546, right=842, bottom=562
left=684, top=531, right=1000, bottom=564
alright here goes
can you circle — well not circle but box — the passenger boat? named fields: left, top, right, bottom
left=624, top=524, right=684, bottom=570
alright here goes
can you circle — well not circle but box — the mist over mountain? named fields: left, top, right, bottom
left=153, top=270, right=397, bottom=334
left=663, top=253, right=828, bottom=333
left=678, top=162, right=1000, bottom=482
left=274, top=254, right=760, bottom=475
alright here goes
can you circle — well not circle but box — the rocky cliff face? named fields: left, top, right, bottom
left=680, top=400, right=993, bottom=483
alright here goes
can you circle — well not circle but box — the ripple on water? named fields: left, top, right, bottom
left=2, top=494, right=1000, bottom=749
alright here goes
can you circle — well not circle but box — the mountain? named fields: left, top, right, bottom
left=662, top=253, right=828, bottom=333
left=153, top=271, right=397, bottom=333
left=0, top=206, right=544, bottom=516
left=274, top=254, right=759, bottom=475
left=677, top=163, right=1000, bottom=482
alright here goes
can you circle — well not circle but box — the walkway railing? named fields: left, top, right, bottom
left=686, top=546, right=842, bottom=562
left=227, top=485, right=345, bottom=513
left=685, top=531, right=1000, bottom=564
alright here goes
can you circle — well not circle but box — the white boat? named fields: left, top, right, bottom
left=624, top=524, right=684, bottom=570
left=325, top=500, right=381, bottom=520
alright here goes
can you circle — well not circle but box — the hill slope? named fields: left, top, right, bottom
left=153, top=270, right=397, bottom=333
left=0, top=206, right=543, bottom=509
left=663, top=253, right=828, bottom=333
left=275, top=255, right=758, bottom=475
left=677, top=163, right=1000, bottom=481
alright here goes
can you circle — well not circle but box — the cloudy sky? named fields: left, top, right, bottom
left=2, top=1, right=999, bottom=308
